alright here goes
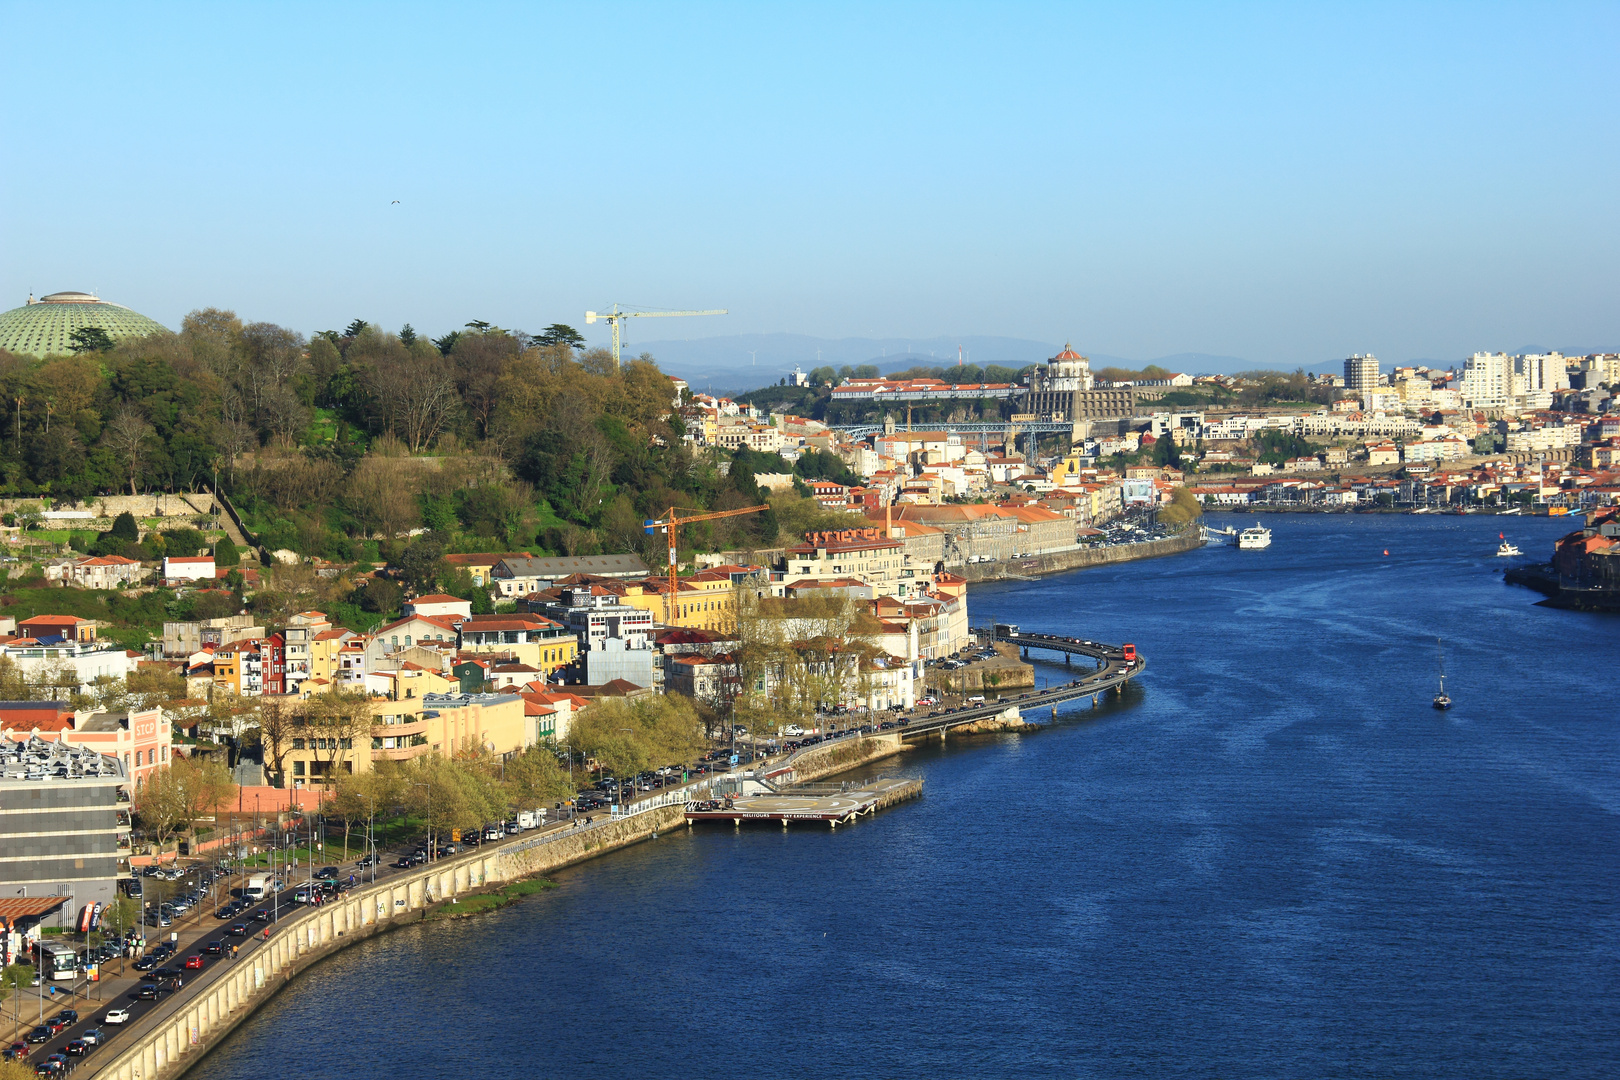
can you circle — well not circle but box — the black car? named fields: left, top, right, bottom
left=64, top=1041, right=90, bottom=1058
left=25, top=1027, right=51, bottom=1045
left=253, top=908, right=272, bottom=922
left=314, top=866, right=339, bottom=880
left=227, top=922, right=249, bottom=937
left=391, top=857, right=414, bottom=869
left=135, top=984, right=164, bottom=1000
left=52, top=1009, right=78, bottom=1026
left=203, top=941, right=224, bottom=956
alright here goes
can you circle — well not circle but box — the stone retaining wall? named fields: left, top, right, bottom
left=85, top=805, right=682, bottom=1080
left=961, top=529, right=1202, bottom=582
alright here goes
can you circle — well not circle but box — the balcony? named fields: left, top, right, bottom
left=370, top=742, right=430, bottom=762
left=370, top=717, right=428, bottom=739
left=116, top=858, right=132, bottom=879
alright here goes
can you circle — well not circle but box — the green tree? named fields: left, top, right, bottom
left=399, top=323, right=418, bottom=347
left=535, top=324, right=586, bottom=350
left=344, top=319, right=370, bottom=338
left=214, top=536, right=240, bottom=566
left=68, top=326, right=116, bottom=354
left=108, top=511, right=139, bottom=543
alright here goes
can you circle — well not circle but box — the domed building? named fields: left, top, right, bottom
left=1022, top=340, right=1136, bottom=424
left=1038, top=342, right=1096, bottom=392
left=0, top=291, right=169, bottom=358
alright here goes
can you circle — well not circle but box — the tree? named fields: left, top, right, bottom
left=399, top=323, right=417, bottom=347
left=256, top=697, right=297, bottom=785
left=396, top=539, right=445, bottom=594
left=344, top=319, right=370, bottom=339
left=102, top=406, right=156, bottom=495
left=137, top=755, right=237, bottom=849
left=302, top=692, right=373, bottom=784
left=214, top=536, right=240, bottom=566
left=501, top=745, right=576, bottom=809
left=345, top=456, right=422, bottom=538
left=107, top=511, right=140, bottom=543
left=535, top=324, right=585, bottom=350
left=68, top=326, right=116, bottom=354
left=356, top=576, right=402, bottom=616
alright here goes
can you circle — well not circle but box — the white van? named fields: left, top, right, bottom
left=243, top=874, right=271, bottom=901
left=783, top=724, right=805, bottom=737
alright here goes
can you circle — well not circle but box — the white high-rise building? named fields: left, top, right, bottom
left=1518, top=353, right=1570, bottom=394
left=1343, top=354, right=1380, bottom=394
left=1460, top=352, right=1515, bottom=410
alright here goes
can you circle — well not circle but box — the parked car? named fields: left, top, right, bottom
left=25, top=1027, right=51, bottom=1045
left=52, top=1010, right=77, bottom=1026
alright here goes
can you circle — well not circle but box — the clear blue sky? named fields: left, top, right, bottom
left=2, top=2, right=1615, bottom=367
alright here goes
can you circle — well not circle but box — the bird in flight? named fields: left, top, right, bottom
left=390, top=200, right=400, bottom=204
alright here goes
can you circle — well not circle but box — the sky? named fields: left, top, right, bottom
left=2, top=2, right=1616, bottom=369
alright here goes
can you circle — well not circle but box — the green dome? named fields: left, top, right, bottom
left=0, top=292, right=169, bottom=358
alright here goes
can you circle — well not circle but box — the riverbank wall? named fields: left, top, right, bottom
left=961, top=529, right=1201, bottom=583
left=778, top=732, right=909, bottom=783
left=85, top=804, right=684, bottom=1080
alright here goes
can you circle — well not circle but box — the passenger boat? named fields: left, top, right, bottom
left=1432, top=637, right=1451, bottom=710
left=1237, top=523, right=1272, bottom=550
left=1496, top=533, right=1522, bottom=557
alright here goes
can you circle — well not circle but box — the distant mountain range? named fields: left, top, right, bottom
left=624, top=333, right=1257, bottom=393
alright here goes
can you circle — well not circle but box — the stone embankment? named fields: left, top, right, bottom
left=961, top=529, right=1202, bottom=583
left=782, top=732, right=909, bottom=782
left=84, top=804, right=684, bottom=1080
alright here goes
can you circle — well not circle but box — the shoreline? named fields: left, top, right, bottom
left=962, top=529, right=1202, bottom=582
left=81, top=731, right=953, bottom=1080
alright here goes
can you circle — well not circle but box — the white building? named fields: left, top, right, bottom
left=162, top=556, right=216, bottom=582
left=1344, top=354, right=1380, bottom=394
left=0, top=640, right=139, bottom=694
left=1460, top=352, right=1516, bottom=410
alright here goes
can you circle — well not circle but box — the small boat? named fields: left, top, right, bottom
left=1433, top=637, right=1451, bottom=710
left=1237, top=523, right=1272, bottom=550
left=1496, top=533, right=1522, bottom=557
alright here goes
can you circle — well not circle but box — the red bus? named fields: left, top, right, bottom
left=1121, top=643, right=1136, bottom=662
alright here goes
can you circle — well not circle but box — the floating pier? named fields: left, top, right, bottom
left=685, top=777, right=921, bottom=828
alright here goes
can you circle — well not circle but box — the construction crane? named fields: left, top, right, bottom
left=585, top=304, right=728, bottom=370
left=643, top=504, right=768, bottom=625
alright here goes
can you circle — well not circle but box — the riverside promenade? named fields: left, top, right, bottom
left=71, top=636, right=1145, bottom=1080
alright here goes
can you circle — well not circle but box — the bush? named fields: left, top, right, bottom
left=108, top=511, right=139, bottom=542
left=214, top=538, right=240, bottom=566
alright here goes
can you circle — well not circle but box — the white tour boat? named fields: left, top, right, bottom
left=1496, top=533, right=1521, bottom=557
left=1238, top=523, right=1272, bottom=550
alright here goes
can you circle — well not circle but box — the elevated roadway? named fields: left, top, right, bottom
left=891, top=627, right=1142, bottom=738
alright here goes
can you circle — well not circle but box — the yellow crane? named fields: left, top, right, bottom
left=643, top=504, right=768, bottom=625
left=585, top=304, right=728, bottom=370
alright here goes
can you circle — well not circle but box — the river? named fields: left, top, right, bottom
left=190, top=512, right=1619, bottom=1079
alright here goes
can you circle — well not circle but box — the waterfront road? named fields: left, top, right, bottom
left=893, top=631, right=1142, bottom=739
left=30, top=635, right=1142, bottom=1075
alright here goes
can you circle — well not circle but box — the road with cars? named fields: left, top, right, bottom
left=9, top=632, right=1142, bottom=1075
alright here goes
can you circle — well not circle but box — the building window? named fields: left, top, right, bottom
left=293, top=761, right=305, bottom=776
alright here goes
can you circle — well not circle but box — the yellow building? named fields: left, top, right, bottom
left=615, top=574, right=738, bottom=632
left=280, top=689, right=533, bottom=786
left=455, top=614, right=578, bottom=674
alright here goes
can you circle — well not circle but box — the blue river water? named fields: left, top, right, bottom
left=191, top=513, right=1619, bottom=1079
